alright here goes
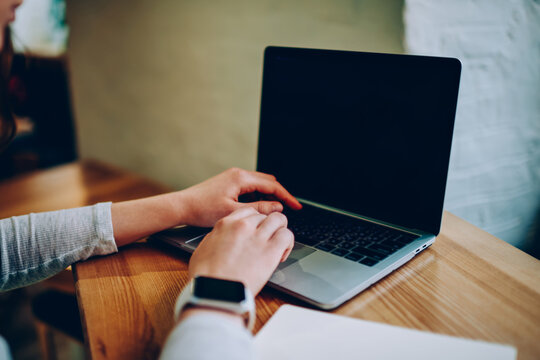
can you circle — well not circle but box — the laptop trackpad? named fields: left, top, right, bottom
left=277, top=243, right=316, bottom=270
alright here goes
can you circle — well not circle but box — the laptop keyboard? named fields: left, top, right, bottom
left=284, top=206, right=419, bottom=267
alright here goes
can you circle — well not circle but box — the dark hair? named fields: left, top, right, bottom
left=0, top=27, right=15, bottom=153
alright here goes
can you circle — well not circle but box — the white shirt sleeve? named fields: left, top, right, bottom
left=160, top=313, right=255, bottom=360
left=0, top=335, right=12, bottom=360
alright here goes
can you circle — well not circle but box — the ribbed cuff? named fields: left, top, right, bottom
left=92, top=202, right=118, bottom=255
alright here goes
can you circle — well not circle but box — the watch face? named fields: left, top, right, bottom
left=194, top=276, right=246, bottom=303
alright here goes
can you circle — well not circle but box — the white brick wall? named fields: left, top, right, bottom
left=404, top=0, right=540, bottom=252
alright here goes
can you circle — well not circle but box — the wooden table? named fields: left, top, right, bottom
left=1, top=160, right=539, bottom=360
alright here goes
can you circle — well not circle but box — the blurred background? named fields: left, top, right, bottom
left=0, top=0, right=539, bottom=359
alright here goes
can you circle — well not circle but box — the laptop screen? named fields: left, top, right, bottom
left=257, top=47, right=461, bottom=235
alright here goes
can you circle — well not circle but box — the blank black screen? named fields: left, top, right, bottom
left=194, top=276, right=245, bottom=302
left=257, top=47, right=461, bottom=235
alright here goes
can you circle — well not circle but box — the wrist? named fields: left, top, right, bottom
left=167, top=190, right=191, bottom=226
left=174, top=276, right=256, bottom=330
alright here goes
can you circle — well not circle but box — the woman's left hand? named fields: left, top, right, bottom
left=176, top=167, right=302, bottom=228
left=111, top=167, right=301, bottom=246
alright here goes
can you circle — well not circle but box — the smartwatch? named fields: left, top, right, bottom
left=174, top=276, right=255, bottom=330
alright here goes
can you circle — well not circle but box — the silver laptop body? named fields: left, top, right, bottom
left=153, top=47, right=461, bottom=309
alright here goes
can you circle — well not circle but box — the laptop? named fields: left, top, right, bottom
left=152, top=46, right=461, bottom=309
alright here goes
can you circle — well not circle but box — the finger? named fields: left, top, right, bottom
left=243, top=213, right=269, bottom=228
left=256, top=212, right=288, bottom=240
left=229, top=199, right=282, bottom=216
left=229, top=205, right=271, bottom=227
left=241, top=177, right=302, bottom=210
left=280, top=239, right=295, bottom=262
left=224, top=206, right=261, bottom=221
left=247, top=170, right=276, bottom=181
left=218, top=209, right=267, bottom=231
left=268, top=227, right=294, bottom=263
left=246, top=201, right=283, bottom=214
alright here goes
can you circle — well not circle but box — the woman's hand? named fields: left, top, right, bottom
left=177, top=167, right=302, bottom=228
left=188, top=207, right=294, bottom=295
left=111, top=167, right=300, bottom=247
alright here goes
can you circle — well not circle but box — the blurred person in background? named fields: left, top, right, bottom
left=0, top=0, right=300, bottom=359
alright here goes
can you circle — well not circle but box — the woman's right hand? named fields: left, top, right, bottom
left=188, top=207, right=294, bottom=296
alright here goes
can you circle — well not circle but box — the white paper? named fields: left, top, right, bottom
left=254, top=305, right=516, bottom=360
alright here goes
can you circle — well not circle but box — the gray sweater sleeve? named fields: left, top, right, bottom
left=0, top=202, right=254, bottom=359
left=0, top=202, right=117, bottom=292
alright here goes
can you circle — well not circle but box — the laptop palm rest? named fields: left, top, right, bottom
left=270, top=249, right=374, bottom=307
